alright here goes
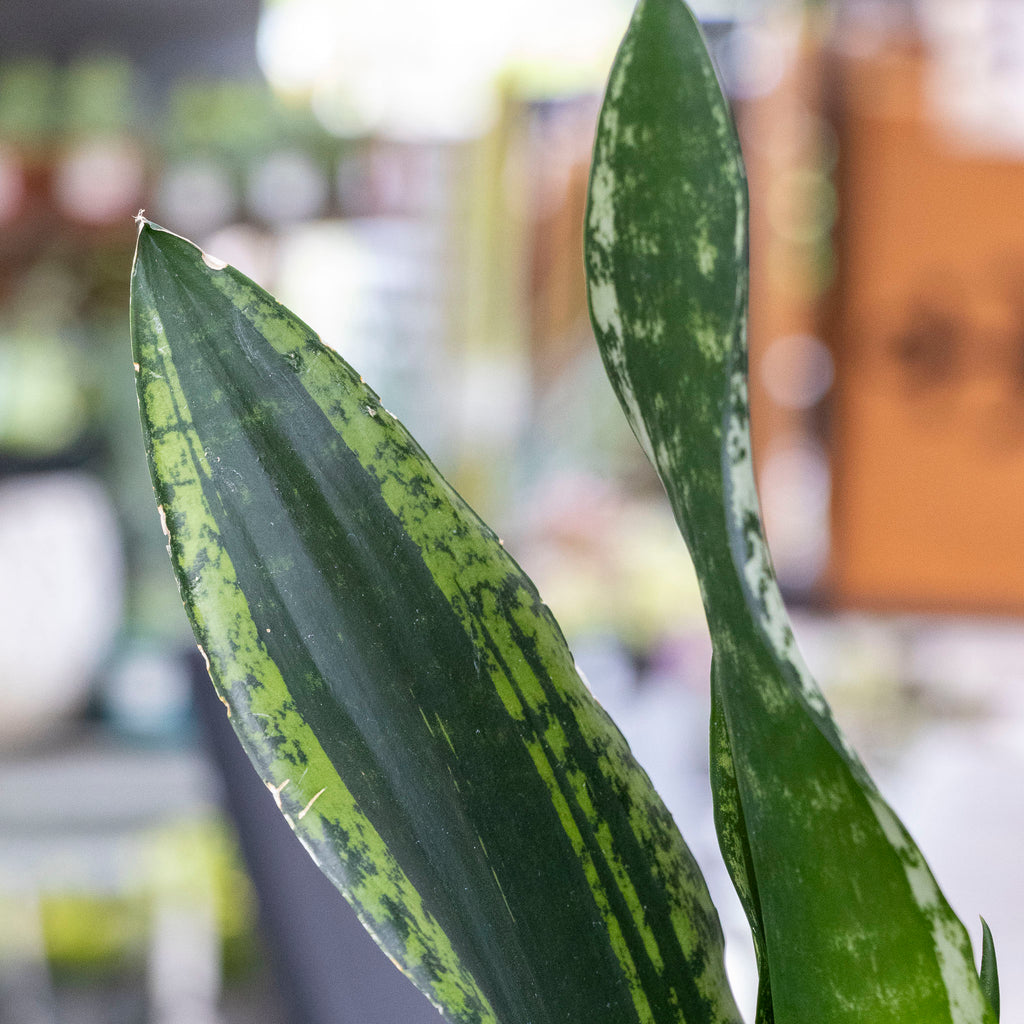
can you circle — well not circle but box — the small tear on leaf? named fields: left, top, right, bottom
left=266, top=778, right=290, bottom=810
left=298, top=787, right=327, bottom=820
left=202, top=251, right=228, bottom=271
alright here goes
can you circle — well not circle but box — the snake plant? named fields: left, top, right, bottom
left=129, top=1, right=1000, bottom=1021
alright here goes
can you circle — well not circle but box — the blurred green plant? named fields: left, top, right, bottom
left=37, top=819, right=259, bottom=981
left=129, top=1, right=1001, bottom=1021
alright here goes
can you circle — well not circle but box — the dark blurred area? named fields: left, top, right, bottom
left=2, top=0, right=1024, bottom=1021
left=1, top=0, right=261, bottom=84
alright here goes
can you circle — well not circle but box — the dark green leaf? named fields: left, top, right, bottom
left=980, top=919, right=999, bottom=1020
left=710, top=670, right=773, bottom=1024
left=584, top=1, right=996, bottom=1021
left=130, top=220, right=743, bottom=1024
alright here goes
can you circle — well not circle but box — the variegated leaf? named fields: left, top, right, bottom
left=130, top=220, right=744, bottom=1024
left=584, top=2, right=997, bottom=1022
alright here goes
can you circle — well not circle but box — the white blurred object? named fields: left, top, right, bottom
left=758, top=440, right=831, bottom=590
left=257, top=0, right=631, bottom=138
left=760, top=333, right=834, bottom=410
left=273, top=217, right=452, bottom=452
left=0, top=472, right=123, bottom=746
left=921, top=0, right=1024, bottom=153
left=717, top=13, right=802, bottom=102
left=246, top=148, right=329, bottom=225
left=52, top=138, right=145, bottom=226
left=149, top=884, right=222, bottom=1024
left=154, top=158, right=239, bottom=237
left=101, top=642, right=193, bottom=742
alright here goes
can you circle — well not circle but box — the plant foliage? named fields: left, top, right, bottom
left=129, top=1, right=1000, bottom=1022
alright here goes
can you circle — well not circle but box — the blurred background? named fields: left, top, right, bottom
left=2, top=0, right=1023, bottom=1020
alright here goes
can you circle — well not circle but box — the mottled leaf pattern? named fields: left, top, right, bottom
left=584, top=2, right=996, bottom=1022
left=980, top=919, right=999, bottom=1020
left=130, top=221, right=744, bottom=1024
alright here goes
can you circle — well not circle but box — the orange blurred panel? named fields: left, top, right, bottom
left=828, top=43, right=1024, bottom=613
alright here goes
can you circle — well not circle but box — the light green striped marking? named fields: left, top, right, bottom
left=176, top=223, right=740, bottom=1022
left=583, top=1, right=997, bottom=1021
left=519, top=735, right=654, bottom=1024
left=133, top=271, right=497, bottom=1024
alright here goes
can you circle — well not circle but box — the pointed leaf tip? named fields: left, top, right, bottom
left=584, top=1, right=997, bottom=1020
left=130, top=215, right=745, bottom=1024
left=980, top=918, right=999, bottom=1020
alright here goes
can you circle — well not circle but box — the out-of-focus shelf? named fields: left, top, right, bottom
left=0, top=730, right=219, bottom=828
left=0, top=730, right=222, bottom=891
left=0, top=730, right=226, bottom=1024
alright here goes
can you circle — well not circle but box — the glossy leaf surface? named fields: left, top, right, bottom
left=584, top=2, right=996, bottom=1022
left=130, top=221, right=743, bottom=1024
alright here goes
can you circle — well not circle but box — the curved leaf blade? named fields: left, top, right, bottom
left=709, top=669, right=773, bottom=1024
left=130, top=221, right=743, bottom=1024
left=979, top=919, right=999, bottom=1020
left=584, top=2, right=996, bottom=1022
